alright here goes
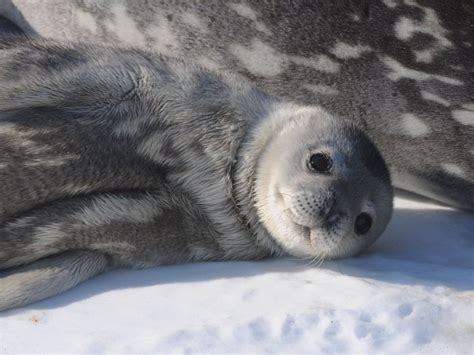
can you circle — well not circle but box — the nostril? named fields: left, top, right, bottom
left=354, top=212, right=372, bottom=235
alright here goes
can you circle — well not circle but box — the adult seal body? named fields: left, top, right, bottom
left=0, top=38, right=393, bottom=311
left=1, top=1, right=472, bottom=210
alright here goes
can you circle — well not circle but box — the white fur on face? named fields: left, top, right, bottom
left=259, top=185, right=314, bottom=258
left=250, top=107, right=392, bottom=259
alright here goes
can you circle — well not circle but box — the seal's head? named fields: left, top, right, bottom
left=247, top=105, right=393, bottom=259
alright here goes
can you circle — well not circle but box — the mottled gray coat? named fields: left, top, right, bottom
left=0, top=38, right=393, bottom=310
left=2, top=0, right=471, bottom=209
left=0, top=38, right=268, bottom=310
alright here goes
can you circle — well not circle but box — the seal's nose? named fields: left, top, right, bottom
left=354, top=212, right=372, bottom=235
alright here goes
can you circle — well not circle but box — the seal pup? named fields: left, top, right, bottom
left=1, top=0, right=471, bottom=210
left=0, top=38, right=393, bottom=311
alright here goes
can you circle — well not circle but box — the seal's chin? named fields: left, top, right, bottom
left=279, top=207, right=351, bottom=259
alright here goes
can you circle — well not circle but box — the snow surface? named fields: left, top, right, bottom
left=1, top=194, right=473, bottom=354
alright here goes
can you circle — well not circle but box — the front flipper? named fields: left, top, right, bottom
left=0, top=189, right=225, bottom=310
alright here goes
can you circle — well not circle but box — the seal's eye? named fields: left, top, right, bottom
left=354, top=212, right=372, bottom=235
left=308, top=153, right=332, bottom=173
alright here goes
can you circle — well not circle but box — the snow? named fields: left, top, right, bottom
left=1, top=194, right=473, bottom=354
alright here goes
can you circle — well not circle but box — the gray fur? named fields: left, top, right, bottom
left=1, top=0, right=471, bottom=209
left=0, top=38, right=392, bottom=310
left=0, top=251, right=110, bottom=311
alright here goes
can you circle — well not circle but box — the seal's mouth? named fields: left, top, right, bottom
left=288, top=216, right=311, bottom=240
left=274, top=190, right=354, bottom=258
left=290, top=212, right=346, bottom=245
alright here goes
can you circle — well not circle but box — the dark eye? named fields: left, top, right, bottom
left=308, top=153, right=332, bottom=173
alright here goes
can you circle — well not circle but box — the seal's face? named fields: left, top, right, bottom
left=254, top=111, right=393, bottom=259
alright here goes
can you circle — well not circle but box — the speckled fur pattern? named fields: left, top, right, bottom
left=0, top=38, right=392, bottom=310
left=1, top=0, right=471, bottom=209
